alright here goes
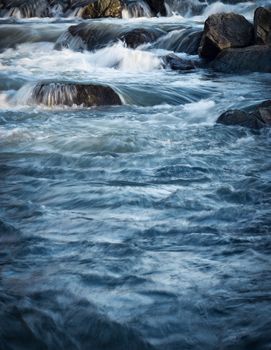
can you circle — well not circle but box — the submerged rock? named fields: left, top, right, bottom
left=211, top=45, right=271, bottom=73
left=217, top=100, right=271, bottom=129
left=254, top=7, right=271, bottom=45
left=161, top=54, right=197, bottom=71
left=55, top=23, right=163, bottom=51
left=199, top=13, right=254, bottom=60
left=31, top=82, right=122, bottom=107
left=55, top=23, right=123, bottom=51
left=119, top=28, right=161, bottom=48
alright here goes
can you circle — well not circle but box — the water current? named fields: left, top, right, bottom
left=0, top=1, right=271, bottom=349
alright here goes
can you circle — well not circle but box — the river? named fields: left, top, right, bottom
left=0, top=1, right=271, bottom=349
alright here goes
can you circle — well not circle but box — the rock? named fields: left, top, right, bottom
left=55, top=24, right=163, bottom=51
left=211, top=45, right=271, bottom=73
left=161, top=54, right=197, bottom=71
left=199, top=13, right=254, bottom=60
left=79, top=0, right=123, bottom=18
left=216, top=100, right=271, bottom=129
left=254, top=7, right=271, bottom=45
left=32, top=82, right=122, bottom=107
left=55, top=23, right=123, bottom=51
left=119, top=28, right=162, bottom=48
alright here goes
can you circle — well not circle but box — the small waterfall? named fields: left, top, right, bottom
left=10, top=82, right=78, bottom=107
left=32, top=82, right=78, bottom=106
left=122, top=1, right=153, bottom=18
left=54, top=29, right=88, bottom=51
left=152, top=28, right=203, bottom=55
left=11, top=82, right=122, bottom=107
left=165, top=0, right=208, bottom=16
left=1, top=0, right=49, bottom=18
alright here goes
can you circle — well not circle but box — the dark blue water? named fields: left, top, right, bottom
left=1, top=1, right=271, bottom=349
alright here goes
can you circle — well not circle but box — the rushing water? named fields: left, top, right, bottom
left=1, top=1, right=271, bottom=349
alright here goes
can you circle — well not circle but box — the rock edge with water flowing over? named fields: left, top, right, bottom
left=23, top=82, right=122, bottom=107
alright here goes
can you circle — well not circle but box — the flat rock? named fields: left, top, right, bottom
left=161, top=54, right=197, bottom=71
left=211, top=45, right=271, bottom=73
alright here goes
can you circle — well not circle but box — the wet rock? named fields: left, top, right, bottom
left=161, top=54, right=197, bottom=71
left=119, top=28, right=162, bottom=48
left=217, top=100, right=271, bottom=129
left=55, top=24, right=163, bottom=51
left=32, top=82, right=122, bottom=107
left=211, top=45, right=271, bottom=73
left=199, top=13, right=254, bottom=60
left=254, top=7, right=271, bottom=45
left=55, top=23, right=123, bottom=51
left=80, top=0, right=123, bottom=18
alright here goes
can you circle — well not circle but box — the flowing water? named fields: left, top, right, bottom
left=0, top=1, right=271, bottom=349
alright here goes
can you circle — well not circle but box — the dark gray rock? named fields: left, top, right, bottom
left=119, top=28, right=161, bottom=48
left=199, top=12, right=254, bottom=60
left=161, top=54, right=197, bottom=71
left=31, top=82, right=122, bottom=107
left=211, top=45, right=271, bottom=73
left=55, top=23, right=163, bottom=51
left=254, top=7, right=271, bottom=45
left=217, top=100, right=271, bottom=129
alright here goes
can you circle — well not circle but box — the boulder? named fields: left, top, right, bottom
left=254, top=7, right=271, bottom=45
left=119, top=28, right=162, bottom=48
left=198, top=13, right=254, bottom=60
left=161, top=54, right=197, bottom=71
left=211, top=45, right=271, bottom=73
left=216, top=100, right=271, bottom=129
left=31, top=82, right=122, bottom=107
left=80, top=0, right=123, bottom=18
